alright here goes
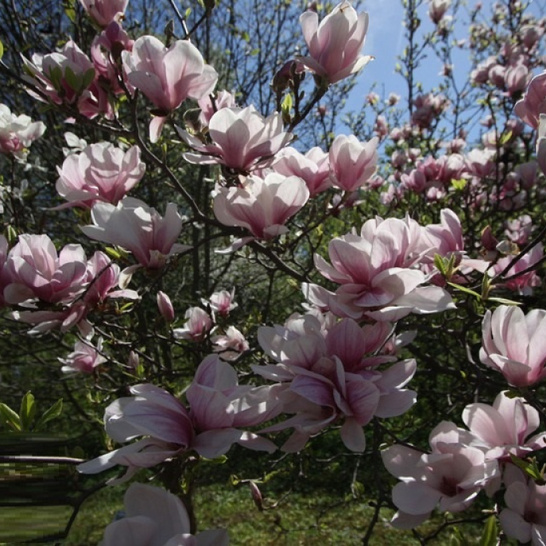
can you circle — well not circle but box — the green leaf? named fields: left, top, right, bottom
left=64, top=65, right=80, bottom=92
left=509, top=455, right=545, bottom=484
left=499, top=130, right=513, bottom=146
left=0, top=402, right=21, bottom=431
left=447, top=282, right=481, bottom=299
left=451, top=178, right=467, bottom=191
left=35, top=398, right=63, bottom=430
left=0, top=40, right=4, bottom=61
left=488, top=297, right=523, bottom=306
left=81, top=68, right=95, bottom=90
left=479, top=515, right=498, bottom=546
left=19, top=391, right=36, bottom=431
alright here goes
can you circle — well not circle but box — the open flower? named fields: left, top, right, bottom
left=0, top=104, right=45, bottom=159
left=122, top=36, right=217, bottom=113
left=79, top=0, right=128, bottom=27
left=100, top=483, right=229, bottom=546
left=213, top=173, right=309, bottom=240
left=299, top=1, right=372, bottom=84
left=182, top=106, right=289, bottom=173
left=56, top=143, right=145, bottom=208
left=81, top=198, right=188, bottom=269
left=480, top=305, right=546, bottom=387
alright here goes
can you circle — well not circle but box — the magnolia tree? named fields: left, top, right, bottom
left=0, top=0, right=545, bottom=543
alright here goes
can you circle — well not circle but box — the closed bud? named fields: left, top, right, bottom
left=157, top=291, right=175, bottom=323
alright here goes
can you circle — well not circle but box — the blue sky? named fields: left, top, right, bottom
left=348, top=0, right=546, bottom=109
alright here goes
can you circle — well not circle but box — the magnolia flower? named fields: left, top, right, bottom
left=514, top=71, right=546, bottom=129
left=271, top=146, right=331, bottom=196
left=79, top=0, right=128, bottom=27
left=254, top=315, right=416, bottom=452
left=299, top=1, right=371, bottom=84
left=100, top=483, right=229, bottom=546
left=0, top=104, right=46, bottom=159
left=213, top=173, right=309, bottom=240
left=306, top=216, right=454, bottom=321
left=56, top=143, right=145, bottom=208
left=173, top=307, right=213, bottom=341
left=480, top=305, right=546, bottom=387
left=205, top=289, right=238, bottom=317
left=78, top=357, right=281, bottom=480
left=81, top=198, right=188, bottom=269
left=428, top=0, right=451, bottom=24
left=90, top=22, right=134, bottom=95
left=123, top=36, right=217, bottom=112
left=461, top=392, right=546, bottom=460
left=3, top=234, right=88, bottom=305
left=500, top=469, right=546, bottom=545
left=182, top=106, right=289, bottom=173
left=212, top=326, right=249, bottom=361
left=59, top=338, right=107, bottom=374
left=382, top=441, right=498, bottom=529
left=329, top=135, right=378, bottom=191
left=156, top=291, right=175, bottom=323
left=23, top=40, right=111, bottom=119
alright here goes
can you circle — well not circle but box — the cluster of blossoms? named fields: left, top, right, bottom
left=2, top=0, right=546, bottom=543
left=382, top=391, right=546, bottom=539
left=78, top=355, right=283, bottom=481
left=0, top=104, right=46, bottom=159
left=0, top=233, right=138, bottom=335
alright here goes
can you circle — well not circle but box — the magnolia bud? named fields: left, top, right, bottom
left=157, top=291, right=175, bottom=323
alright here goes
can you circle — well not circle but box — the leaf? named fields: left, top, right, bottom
left=499, top=130, right=513, bottom=146
left=0, top=402, right=21, bottom=431
left=19, top=391, right=36, bottom=431
left=35, top=398, right=63, bottom=430
left=451, top=178, right=467, bottom=191
left=509, top=454, right=545, bottom=484
left=447, top=282, right=481, bottom=299
left=0, top=40, right=4, bottom=61
left=479, top=515, right=498, bottom=546
left=488, top=297, right=523, bottom=305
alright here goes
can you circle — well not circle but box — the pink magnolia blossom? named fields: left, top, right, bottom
left=122, top=36, right=217, bottom=114
left=198, top=90, right=237, bottom=126
left=299, top=1, right=371, bottom=84
left=90, top=22, right=134, bottom=95
left=490, top=242, right=543, bottom=295
left=213, top=173, right=309, bottom=240
left=411, top=93, right=449, bottom=130
left=0, top=104, right=45, bottom=159
left=328, top=135, right=378, bottom=191
left=500, top=470, right=546, bottom=545
left=59, top=338, right=107, bottom=374
left=480, top=305, right=546, bottom=387
left=204, top=289, right=238, bottom=317
left=100, top=483, right=229, bottom=546
left=428, top=0, right=450, bottom=24
left=56, top=143, right=145, bottom=208
left=515, top=71, right=546, bottom=129
left=182, top=106, right=289, bottom=173
left=173, top=307, right=213, bottom=341
left=3, top=234, right=87, bottom=305
left=156, top=291, right=175, bottom=323
left=382, top=441, right=498, bottom=529
left=462, top=391, right=546, bottom=460
left=81, top=198, right=188, bottom=269
left=79, top=357, right=280, bottom=479
left=271, top=146, right=331, bottom=196
left=305, top=216, right=454, bottom=321
left=254, top=315, right=416, bottom=452
left=79, top=0, right=128, bottom=28
left=212, top=326, right=249, bottom=361
left=23, top=40, right=111, bottom=119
